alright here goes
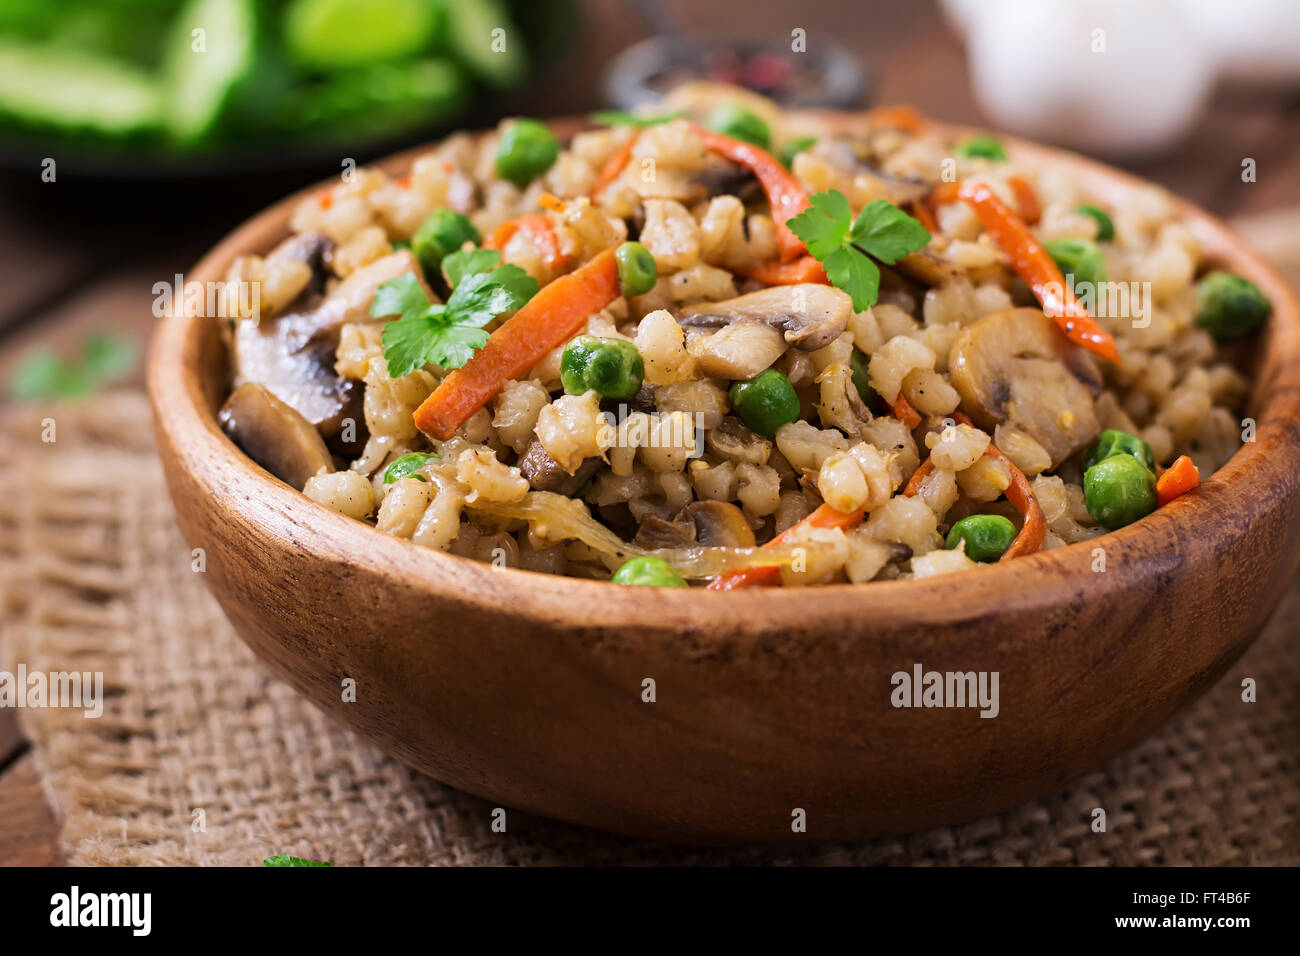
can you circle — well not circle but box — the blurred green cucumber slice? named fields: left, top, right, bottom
left=0, top=39, right=162, bottom=136
left=286, top=0, right=442, bottom=70
left=163, top=0, right=257, bottom=145
left=294, top=58, right=468, bottom=139
left=445, top=0, right=526, bottom=89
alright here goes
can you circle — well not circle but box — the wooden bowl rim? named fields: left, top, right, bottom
left=148, top=113, right=1300, bottom=635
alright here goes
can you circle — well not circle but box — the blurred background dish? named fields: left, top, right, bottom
left=601, top=30, right=866, bottom=111
left=0, top=0, right=576, bottom=178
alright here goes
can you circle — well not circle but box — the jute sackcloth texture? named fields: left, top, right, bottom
left=0, top=390, right=1294, bottom=866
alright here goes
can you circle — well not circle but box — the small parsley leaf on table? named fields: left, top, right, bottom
left=373, top=264, right=539, bottom=379
left=264, top=854, right=331, bottom=867
left=787, top=190, right=931, bottom=311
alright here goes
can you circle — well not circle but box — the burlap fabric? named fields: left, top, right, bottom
left=0, top=390, right=1295, bottom=866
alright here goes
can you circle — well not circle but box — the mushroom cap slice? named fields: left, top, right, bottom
left=687, top=320, right=788, bottom=381
left=634, top=500, right=758, bottom=550
left=232, top=250, right=430, bottom=452
left=678, top=500, right=756, bottom=548
left=677, top=284, right=853, bottom=351
left=519, top=440, right=601, bottom=496
left=948, top=307, right=1102, bottom=467
left=219, top=383, right=334, bottom=490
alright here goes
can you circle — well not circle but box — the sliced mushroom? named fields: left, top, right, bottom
left=605, top=382, right=656, bottom=416
left=232, top=250, right=430, bottom=453
left=693, top=158, right=763, bottom=204
left=893, top=249, right=962, bottom=287
left=267, top=231, right=334, bottom=299
left=678, top=284, right=853, bottom=351
left=518, top=439, right=602, bottom=496
left=812, top=138, right=932, bottom=206
left=686, top=320, right=788, bottom=380
left=948, top=307, right=1102, bottom=467
left=219, top=383, right=334, bottom=489
left=634, top=513, right=696, bottom=549
left=678, top=500, right=756, bottom=547
left=706, top=416, right=772, bottom=465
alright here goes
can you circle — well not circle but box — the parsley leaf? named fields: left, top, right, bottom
left=264, top=854, right=331, bottom=867
left=373, top=265, right=538, bottom=378
left=787, top=190, right=930, bottom=312
left=371, top=272, right=431, bottom=321
left=848, top=199, right=932, bottom=264
left=791, top=190, right=853, bottom=261
left=590, top=109, right=684, bottom=128
left=822, top=246, right=880, bottom=312
left=382, top=307, right=486, bottom=376
left=443, top=247, right=502, bottom=288
left=446, top=264, right=536, bottom=320
left=9, top=332, right=137, bottom=401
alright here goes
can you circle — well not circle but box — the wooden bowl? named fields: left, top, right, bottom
left=148, top=118, right=1300, bottom=844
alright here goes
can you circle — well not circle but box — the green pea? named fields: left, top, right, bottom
left=945, top=514, right=1017, bottom=562
left=1194, top=270, right=1271, bottom=341
left=612, top=555, right=688, bottom=587
left=1074, top=203, right=1115, bottom=242
left=1085, top=428, right=1155, bottom=473
left=495, top=118, right=559, bottom=187
left=709, top=103, right=771, bottom=149
left=954, top=135, right=1007, bottom=160
left=614, top=241, right=657, bottom=297
left=1044, top=236, right=1107, bottom=295
left=384, top=451, right=439, bottom=483
left=728, top=369, right=801, bottom=437
left=560, top=336, right=644, bottom=400
left=849, top=350, right=882, bottom=410
left=412, top=209, right=480, bottom=275
left=1083, top=455, right=1157, bottom=530
left=779, top=136, right=817, bottom=169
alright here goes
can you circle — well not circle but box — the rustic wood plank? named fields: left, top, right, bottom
left=0, top=710, right=22, bottom=768
left=0, top=182, right=109, bottom=338
left=0, top=753, right=64, bottom=866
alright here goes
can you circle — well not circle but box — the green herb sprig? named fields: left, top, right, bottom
left=787, top=190, right=931, bottom=312
left=373, top=262, right=537, bottom=378
left=264, top=854, right=331, bottom=867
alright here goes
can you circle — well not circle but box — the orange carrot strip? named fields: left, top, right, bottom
left=905, top=412, right=1045, bottom=559
left=317, top=189, right=334, bottom=210
left=692, top=124, right=810, bottom=262
left=909, top=198, right=939, bottom=235
left=1156, top=454, right=1200, bottom=507
left=902, top=459, right=935, bottom=498
left=1007, top=175, right=1041, bottom=224
left=867, top=104, right=927, bottom=132
left=928, top=180, right=962, bottom=206
left=395, top=174, right=412, bottom=189
left=708, top=503, right=865, bottom=590
left=591, top=132, right=639, bottom=198
left=957, top=180, right=1119, bottom=364
left=538, top=192, right=568, bottom=214
left=890, top=393, right=922, bottom=429
left=744, top=255, right=829, bottom=286
left=413, top=248, right=621, bottom=440
left=484, top=214, right=570, bottom=271
left=992, top=445, right=1045, bottom=559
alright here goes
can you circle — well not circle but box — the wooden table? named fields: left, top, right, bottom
left=2, top=0, right=1298, bottom=866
